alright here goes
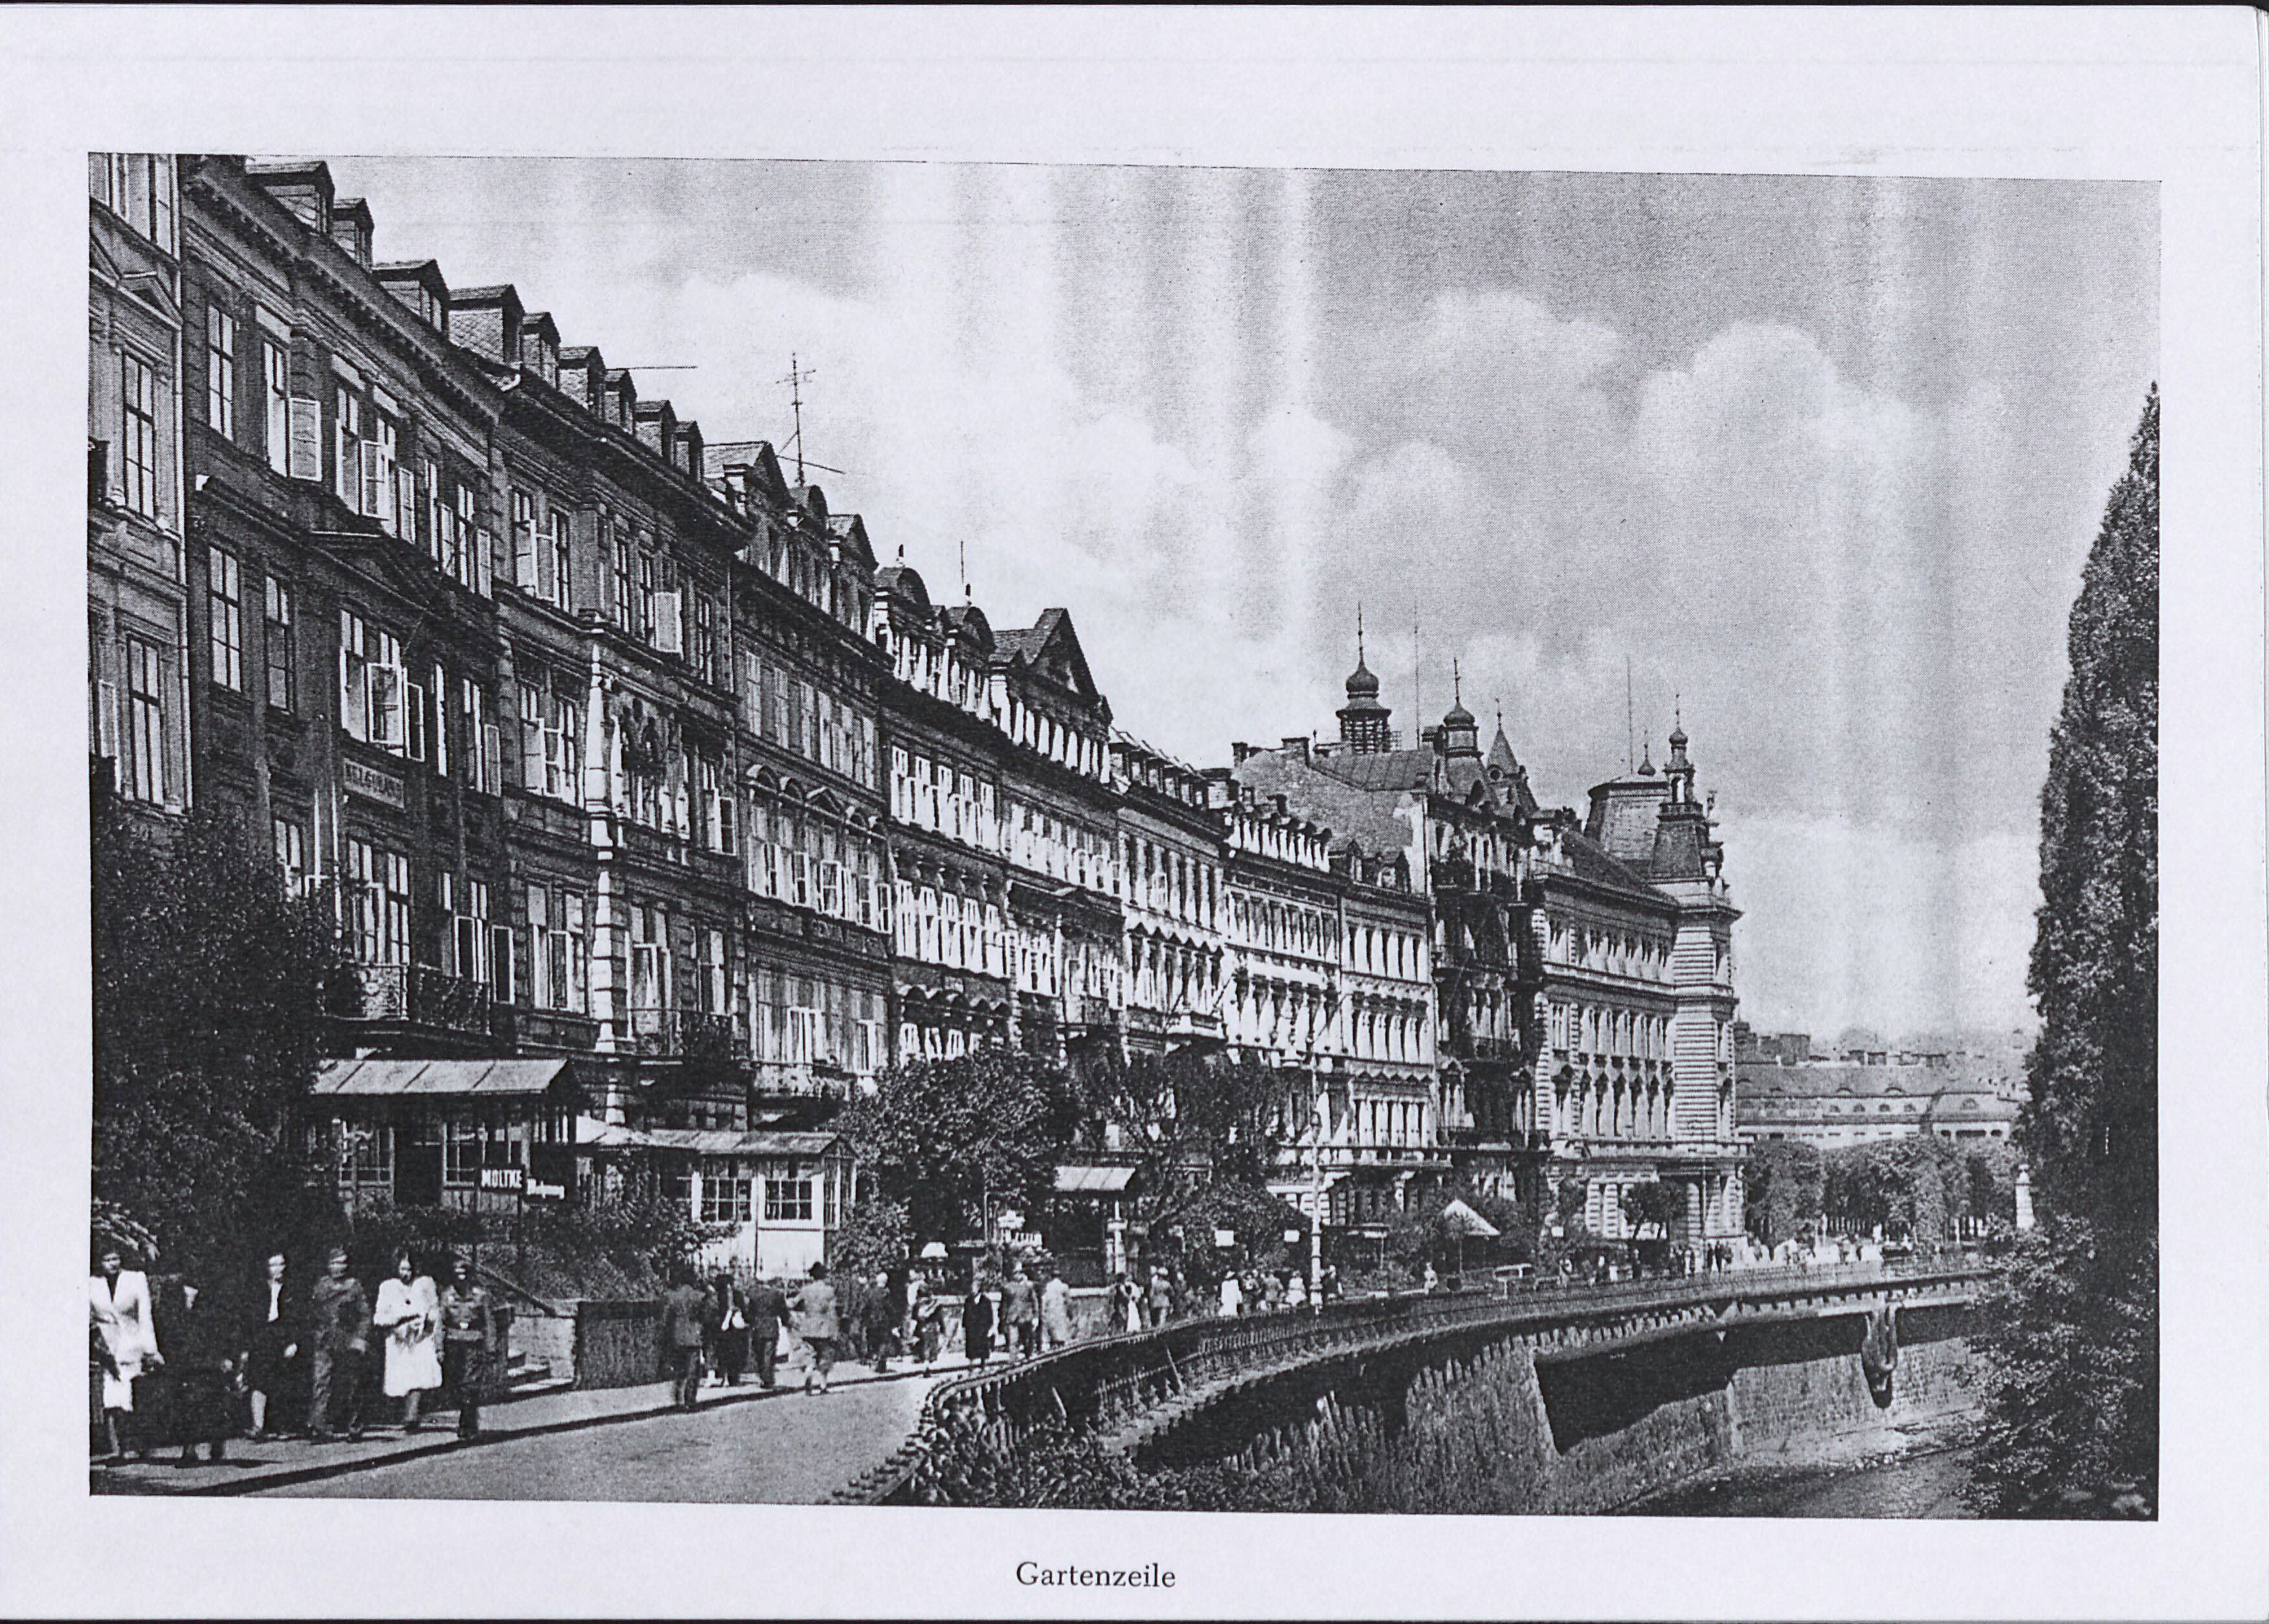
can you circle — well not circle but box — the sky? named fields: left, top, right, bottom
left=324, top=157, right=2158, bottom=1040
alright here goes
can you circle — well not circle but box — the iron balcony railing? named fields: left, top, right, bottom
left=622, top=1006, right=745, bottom=1060
left=350, top=963, right=492, bottom=1035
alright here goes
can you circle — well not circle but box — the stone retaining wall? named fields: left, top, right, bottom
left=1131, top=1301, right=1980, bottom=1514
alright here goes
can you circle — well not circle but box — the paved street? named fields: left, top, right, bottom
left=249, top=1372, right=933, bottom=1503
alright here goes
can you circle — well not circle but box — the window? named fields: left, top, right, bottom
left=343, top=1121, right=394, bottom=1188
left=339, top=610, right=405, bottom=751
left=262, top=340, right=290, bottom=476
left=702, top=1166, right=753, bottom=1225
left=548, top=511, right=572, bottom=611
left=368, top=414, right=400, bottom=535
left=263, top=575, right=295, bottom=711
left=123, top=636, right=165, bottom=803
left=511, top=489, right=537, bottom=591
left=545, top=690, right=580, bottom=801
left=612, top=531, right=634, bottom=630
left=346, top=840, right=410, bottom=966
left=205, top=305, right=236, bottom=439
left=429, top=662, right=449, bottom=776
left=120, top=352, right=159, bottom=518
left=206, top=547, right=243, bottom=691
left=443, top=1120, right=484, bottom=1188
left=273, top=816, right=306, bottom=894
left=462, top=676, right=497, bottom=794
left=333, top=383, right=363, bottom=509
left=90, top=153, right=176, bottom=252
left=450, top=874, right=491, bottom=986
left=701, top=926, right=728, bottom=1016
left=765, top=1175, right=814, bottom=1223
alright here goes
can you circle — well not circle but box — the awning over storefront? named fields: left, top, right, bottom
left=1055, top=1163, right=1138, bottom=1195
left=313, top=1057, right=574, bottom=1098
left=575, top=1120, right=843, bottom=1158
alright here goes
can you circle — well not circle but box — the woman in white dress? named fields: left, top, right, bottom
left=372, top=1251, right=442, bottom=1430
left=89, top=1245, right=160, bottom=1461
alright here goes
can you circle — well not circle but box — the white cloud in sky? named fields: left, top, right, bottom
left=328, top=159, right=2141, bottom=1038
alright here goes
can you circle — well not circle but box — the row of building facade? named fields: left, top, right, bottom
left=89, top=153, right=1747, bottom=1271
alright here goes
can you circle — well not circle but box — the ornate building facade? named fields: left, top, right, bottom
left=93, top=151, right=1747, bottom=1265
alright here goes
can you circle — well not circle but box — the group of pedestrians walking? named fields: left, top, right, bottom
left=662, top=1261, right=844, bottom=1407
left=90, top=1242, right=500, bottom=1465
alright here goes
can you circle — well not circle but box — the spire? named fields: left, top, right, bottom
left=1337, top=604, right=1390, bottom=751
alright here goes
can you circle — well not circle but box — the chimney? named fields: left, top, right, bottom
left=1230, top=742, right=1252, bottom=765
left=633, top=398, right=676, bottom=458
left=1282, top=735, right=1310, bottom=761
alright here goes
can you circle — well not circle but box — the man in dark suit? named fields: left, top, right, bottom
left=660, top=1268, right=710, bottom=1410
left=744, top=1276, right=789, bottom=1389
left=240, top=1251, right=304, bottom=1440
left=306, top=1247, right=371, bottom=1441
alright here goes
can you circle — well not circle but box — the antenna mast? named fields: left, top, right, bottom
left=1626, top=656, right=1635, bottom=772
left=779, top=353, right=816, bottom=484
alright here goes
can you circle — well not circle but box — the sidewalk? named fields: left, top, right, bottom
left=90, top=1346, right=996, bottom=1497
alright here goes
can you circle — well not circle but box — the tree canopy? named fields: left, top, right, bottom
left=838, top=1047, right=1085, bottom=1245
left=2022, top=384, right=2158, bottom=1229
left=93, top=801, right=353, bottom=1278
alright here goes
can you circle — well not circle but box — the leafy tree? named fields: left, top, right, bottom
left=1382, top=1183, right=1530, bottom=1276
left=1824, top=1136, right=1973, bottom=1247
left=1971, top=387, right=2160, bottom=1518
left=1619, top=1180, right=1682, bottom=1242
left=1142, top=1180, right=1308, bottom=1289
left=1745, top=1139, right=1825, bottom=1249
left=833, top=1194, right=913, bottom=1280
left=92, top=801, right=353, bottom=1280
left=2022, top=384, right=2158, bottom=1228
left=1080, top=1047, right=1287, bottom=1218
left=1966, top=1218, right=2158, bottom=1517
left=838, top=1047, right=1083, bottom=1246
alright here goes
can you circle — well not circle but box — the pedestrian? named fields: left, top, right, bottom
left=660, top=1267, right=710, bottom=1410
left=861, top=1271, right=900, bottom=1374
left=1040, top=1268, right=1073, bottom=1351
left=1422, top=1260, right=1440, bottom=1294
left=439, top=1255, right=497, bottom=1440
left=1111, top=1271, right=1143, bottom=1334
left=902, top=1270, right=923, bottom=1351
left=89, top=1245, right=159, bottom=1463
left=963, top=1274, right=995, bottom=1368
left=1321, top=1260, right=1339, bottom=1304
left=1286, top=1270, right=1309, bottom=1310
left=1001, top=1262, right=1038, bottom=1358
left=158, top=1273, right=239, bottom=1467
left=373, top=1250, right=442, bottom=1432
left=1261, top=1272, right=1284, bottom=1312
left=241, top=1251, right=302, bottom=1440
left=745, top=1275, right=788, bottom=1390
left=1147, top=1265, right=1172, bottom=1329
left=913, top=1276, right=943, bottom=1370
left=306, top=1247, right=370, bottom=1442
left=708, top=1272, right=748, bottom=1387
left=791, top=1262, right=841, bottom=1395
left=1217, top=1271, right=1243, bottom=1318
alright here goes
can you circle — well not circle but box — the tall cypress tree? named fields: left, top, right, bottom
left=1968, top=387, right=2160, bottom=1519
left=2022, top=385, right=2158, bottom=1229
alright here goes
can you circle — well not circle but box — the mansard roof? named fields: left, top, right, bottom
left=1553, top=827, right=1676, bottom=910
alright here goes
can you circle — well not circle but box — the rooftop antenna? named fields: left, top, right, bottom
left=779, top=353, right=816, bottom=484
left=1626, top=654, right=1635, bottom=772
left=1452, top=657, right=1462, bottom=709
left=1412, top=620, right=1422, bottom=740
left=1356, top=602, right=1365, bottom=664
left=959, top=538, right=970, bottom=605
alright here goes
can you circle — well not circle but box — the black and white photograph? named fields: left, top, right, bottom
left=9, top=7, right=2267, bottom=1619
left=82, top=143, right=2161, bottom=1517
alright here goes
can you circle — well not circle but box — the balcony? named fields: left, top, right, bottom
left=622, top=1006, right=744, bottom=1062
left=748, top=1058, right=855, bottom=1100
left=348, top=964, right=492, bottom=1038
